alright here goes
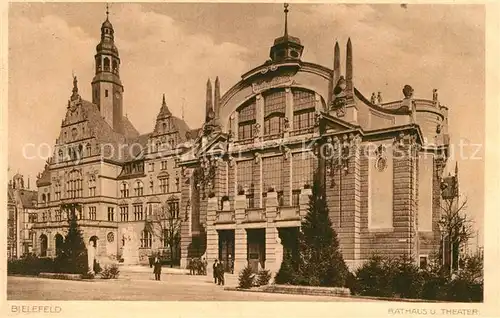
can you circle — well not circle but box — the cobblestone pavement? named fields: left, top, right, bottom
left=7, top=275, right=375, bottom=301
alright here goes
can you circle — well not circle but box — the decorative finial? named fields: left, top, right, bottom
left=72, top=75, right=78, bottom=95
left=284, top=3, right=289, bottom=36
left=162, top=93, right=166, bottom=106
left=106, top=3, right=109, bottom=19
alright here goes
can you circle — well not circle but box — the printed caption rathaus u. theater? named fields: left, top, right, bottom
left=29, top=7, right=453, bottom=276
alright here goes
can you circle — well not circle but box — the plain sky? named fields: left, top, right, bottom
left=8, top=3, right=485, bottom=246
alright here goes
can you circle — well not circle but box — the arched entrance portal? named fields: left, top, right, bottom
left=39, top=234, right=48, bottom=257
left=88, top=236, right=99, bottom=272
left=55, top=234, right=64, bottom=257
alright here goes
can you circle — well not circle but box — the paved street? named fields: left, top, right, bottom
left=7, top=275, right=374, bottom=301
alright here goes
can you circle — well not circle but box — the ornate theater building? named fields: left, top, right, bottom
left=32, top=6, right=452, bottom=274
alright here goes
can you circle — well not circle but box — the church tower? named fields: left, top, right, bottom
left=91, top=5, right=124, bottom=133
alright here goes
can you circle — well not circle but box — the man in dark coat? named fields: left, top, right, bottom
left=212, top=259, right=219, bottom=284
left=153, top=257, right=162, bottom=281
left=217, top=261, right=225, bottom=286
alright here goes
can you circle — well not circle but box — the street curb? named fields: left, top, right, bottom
left=223, top=286, right=446, bottom=302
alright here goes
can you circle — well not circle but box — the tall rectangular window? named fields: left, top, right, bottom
left=262, top=156, right=284, bottom=191
left=168, top=201, right=180, bottom=219
left=134, top=205, right=144, bottom=221
left=292, top=152, right=314, bottom=190
left=89, top=207, right=97, bottom=220
left=159, top=178, right=168, bottom=193
left=107, top=207, right=114, bottom=221
left=120, top=206, right=129, bottom=222
left=238, top=100, right=256, bottom=140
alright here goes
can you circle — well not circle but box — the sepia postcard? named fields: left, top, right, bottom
left=2, top=1, right=498, bottom=317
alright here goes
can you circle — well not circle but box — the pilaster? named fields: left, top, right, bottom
left=285, top=87, right=294, bottom=133
left=256, top=94, right=264, bottom=139
left=265, top=191, right=278, bottom=272
left=206, top=197, right=218, bottom=276
left=234, top=195, right=247, bottom=274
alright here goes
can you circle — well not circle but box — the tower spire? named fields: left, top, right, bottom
left=346, top=38, right=353, bottom=92
left=284, top=3, right=289, bottom=37
left=106, top=3, right=109, bottom=20
left=214, top=76, right=221, bottom=118
left=162, top=93, right=166, bottom=107
left=205, top=78, right=213, bottom=122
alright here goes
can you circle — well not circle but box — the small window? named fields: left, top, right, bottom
left=105, top=90, right=109, bottom=97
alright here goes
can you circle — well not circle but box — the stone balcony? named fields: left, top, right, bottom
left=243, top=208, right=266, bottom=223
left=276, top=206, right=300, bottom=221
left=215, top=210, right=235, bottom=224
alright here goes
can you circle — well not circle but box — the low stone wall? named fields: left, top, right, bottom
left=260, top=284, right=351, bottom=297
left=39, top=272, right=83, bottom=281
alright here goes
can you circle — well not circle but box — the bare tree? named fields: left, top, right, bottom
left=145, top=201, right=181, bottom=267
left=438, top=194, right=475, bottom=274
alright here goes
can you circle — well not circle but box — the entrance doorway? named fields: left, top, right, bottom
left=218, top=230, right=235, bottom=273
left=247, top=228, right=265, bottom=273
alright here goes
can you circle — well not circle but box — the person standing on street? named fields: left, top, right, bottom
left=153, top=256, right=162, bottom=281
left=212, top=259, right=219, bottom=284
left=217, top=261, right=225, bottom=286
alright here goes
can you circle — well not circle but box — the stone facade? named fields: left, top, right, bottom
left=29, top=8, right=452, bottom=274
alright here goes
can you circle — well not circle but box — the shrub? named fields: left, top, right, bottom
left=238, top=265, right=255, bottom=289
left=257, top=270, right=272, bottom=286
left=100, top=264, right=120, bottom=279
left=421, top=264, right=450, bottom=301
left=344, top=271, right=359, bottom=295
left=391, top=255, right=424, bottom=299
left=355, top=255, right=394, bottom=297
left=93, top=260, right=102, bottom=274
left=81, top=272, right=95, bottom=279
left=8, top=256, right=54, bottom=276
left=275, top=252, right=296, bottom=285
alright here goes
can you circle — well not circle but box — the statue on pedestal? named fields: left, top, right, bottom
left=122, top=226, right=140, bottom=265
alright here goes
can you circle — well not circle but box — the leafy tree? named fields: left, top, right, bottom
left=56, top=203, right=88, bottom=274
left=295, top=178, right=348, bottom=287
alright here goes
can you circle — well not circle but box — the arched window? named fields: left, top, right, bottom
left=292, top=89, right=316, bottom=133
left=134, top=181, right=144, bottom=196
left=55, top=234, right=64, bottom=256
left=39, top=234, right=48, bottom=257
left=103, top=57, right=110, bottom=71
left=42, top=194, right=46, bottom=203
left=263, top=90, right=286, bottom=137
left=96, top=56, right=102, bottom=71
left=58, top=149, right=64, bottom=162
left=162, top=122, right=167, bottom=132
left=140, top=230, right=152, bottom=248
left=112, top=60, right=118, bottom=73
left=120, top=182, right=130, bottom=198
left=237, top=99, right=256, bottom=140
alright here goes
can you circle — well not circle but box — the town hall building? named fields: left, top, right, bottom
left=32, top=5, right=452, bottom=275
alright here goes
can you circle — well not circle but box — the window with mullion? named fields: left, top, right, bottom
left=262, top=156, right=284, bottom=191
left=293, top=109, right=315, bottom=130
left=264, top=114, right=284, bottom=136
left=292, top=152, right=314, bottom=189
left=238, top=120, right=254, bottom=140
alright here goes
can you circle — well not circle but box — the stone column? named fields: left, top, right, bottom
left=234, top=194, right=247, bottom=274
left=180, top=172, right=193, bottom=269
left=206, top=197, right=218, bottom=277
left=265, top=191, right=278, bottom=274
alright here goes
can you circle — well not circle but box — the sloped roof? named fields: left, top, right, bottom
left=18, top=189, right=38, bottom=208
left=122, top=116, right=140, bottom=139
left=36, top=165, right=51, bottom=187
